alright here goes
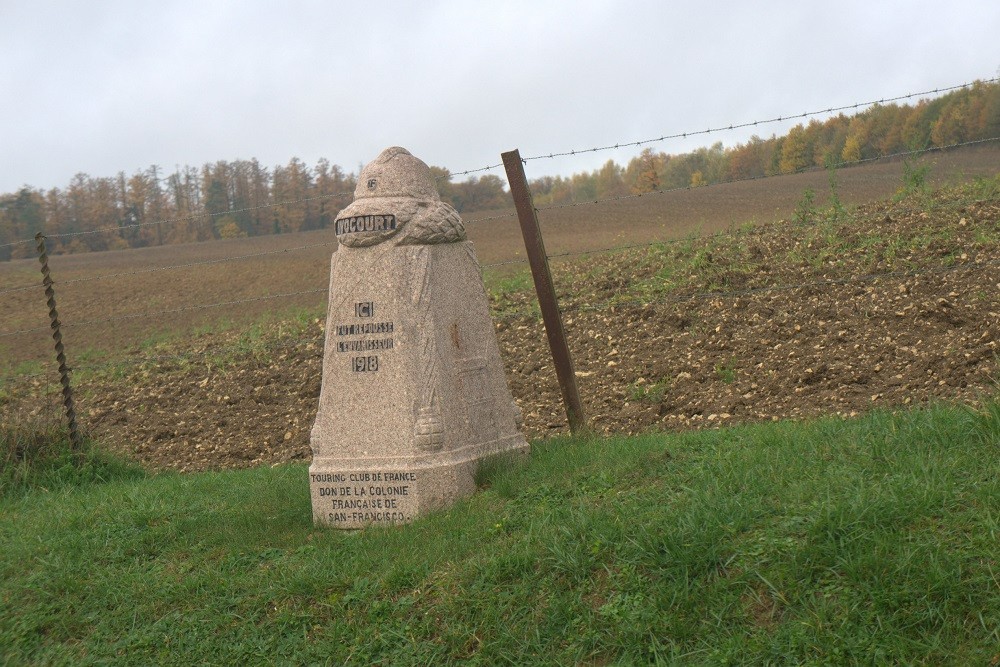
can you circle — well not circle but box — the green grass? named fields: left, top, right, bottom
left=1, top=415, right=146, bottom=500
left=2, top=402, right=999, bottom=664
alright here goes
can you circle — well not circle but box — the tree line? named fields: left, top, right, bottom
left=0, top=158, right=510, bottom=260
left=2, top=80, right=998, bottom=260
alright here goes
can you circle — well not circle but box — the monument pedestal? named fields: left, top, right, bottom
left=309, top=241, right=528, bottom=528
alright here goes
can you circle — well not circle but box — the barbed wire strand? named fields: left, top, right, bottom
left=442, top=77, right=998, bottom=180
left=528, top=80, right=1000, bottom=162
left=482, top=258, right=530, bottom=269
left=0, top=190, right=355, bottom=251
left=464, top=211, right=519, bottom=225
left=56, top=240, right=337, bottom=290
left=0, top=237, right=35, bottom=251
left=0, top=281, right=42, bottom=296
left=0, top=288, right=328, bottom=338
left=436, top=162, right=506, bottom=182
left=1, top=333, right=327, bottom=383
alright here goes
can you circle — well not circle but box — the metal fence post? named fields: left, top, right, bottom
left=35, top=233, right=82, bottom=450
left=501, top=149, right=587, bottom=434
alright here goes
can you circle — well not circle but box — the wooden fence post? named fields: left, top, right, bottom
left=35, top=233, right=82, bottom=450
left=501, top=150, right=587, bottom=434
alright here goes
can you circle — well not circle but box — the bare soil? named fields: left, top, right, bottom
left=1, top=147, right=998, bottom=472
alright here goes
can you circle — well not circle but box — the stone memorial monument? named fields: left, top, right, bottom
left=309, top=147, right=529, bottom=528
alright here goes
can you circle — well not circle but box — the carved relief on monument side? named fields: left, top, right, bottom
left=333, top=147, right=466, bottom=248
left=408, top=246, right=445, bottom=452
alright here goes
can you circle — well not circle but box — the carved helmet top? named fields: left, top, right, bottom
left=335, top=147, right=466, bottom=248
left=354, top=147, right=440, bottom=202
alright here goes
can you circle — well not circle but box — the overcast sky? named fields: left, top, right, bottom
left=1, top=1, right=998, bottom=194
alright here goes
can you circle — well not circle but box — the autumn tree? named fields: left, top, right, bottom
left=0, top=189, right=44, bottom=259
left=779, top=125, right=811, bottom=173
left=727, top=135, right=774, bottom=180
left=625, top=148, right=665, bottom=194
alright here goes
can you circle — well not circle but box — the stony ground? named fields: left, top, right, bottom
left=3, top=181, right=999, bottom=471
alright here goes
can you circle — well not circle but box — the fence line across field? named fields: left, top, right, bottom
left=465, top=211, right=519, bottom=225
left=443, top=76, right=999, bottom=179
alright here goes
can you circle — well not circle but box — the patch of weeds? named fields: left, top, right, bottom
left=824, top=160, right=848, bottom=222
left=714, top=359, right=737, bottom=384
left=1, top=413, right=145, bottom=499
left=973, top=227, right=1000, bottom=246
left=0, top=359, right=47, bottom=382
left=894, top=157, right=932, bottom=202
left=957, top=173, right=1000, bottom=200
left=675, top=232, right=700, bottom=258
left=487, top=270, right=533, bottom=297
left=628, top=379, right=671, bottom=403
left=683, top=237, right=723, bottom=284
left=794, top=188, right=817, bottom=225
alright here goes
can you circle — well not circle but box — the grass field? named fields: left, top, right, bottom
left=2, top=401, right=999, bottom=664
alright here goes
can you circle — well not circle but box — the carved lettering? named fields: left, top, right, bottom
left=335, top=322, right=394, bottom=336
left=335, top=214, right=396, bottom=236
left=352, top=356, right=379, bottom=372
left=337, top=338, right=394, bottom=353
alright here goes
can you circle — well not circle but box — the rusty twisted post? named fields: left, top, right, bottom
left=501, top=149, right=587, bottom=434
left=35, top=233, right=82, bottom=450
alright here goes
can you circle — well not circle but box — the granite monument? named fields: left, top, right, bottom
left=309, top=147, right=529, bottom=528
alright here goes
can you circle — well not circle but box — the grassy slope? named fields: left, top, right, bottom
left=2, top=402, right=999, bottom=664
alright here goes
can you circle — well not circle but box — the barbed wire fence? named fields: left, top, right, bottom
left=1, top=76, right=999, bottom=453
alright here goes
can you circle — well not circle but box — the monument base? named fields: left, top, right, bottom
left=310, top=435, right=528, bottom=529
